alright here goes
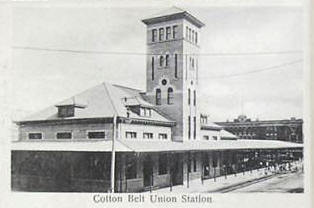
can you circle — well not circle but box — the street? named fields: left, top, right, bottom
left=228, top=171, right=303, bottom=193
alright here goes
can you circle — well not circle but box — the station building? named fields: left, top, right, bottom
left=11, top=7, right=303, bottom=192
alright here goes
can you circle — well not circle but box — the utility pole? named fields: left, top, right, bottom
left=110, top=115, right=117, bottom=193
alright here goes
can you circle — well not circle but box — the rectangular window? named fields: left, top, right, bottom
left=126, top=131, right=137, bottom=139
left=152, top=29, right=157, bottom=42
left=151, top=57, right=154, bottom=80
left=186, top=26, right=189, bottom=39
left=188, top=28, right=191, bottom=41
left=193, top=90, right=196, bottom=106
left=158, top=154, right=168, bottom=175
left=126, top=155, right=137, bottom=179
left=188, top=89, right=191, bottom=105
left=188, top=116, right=191, bottom=139
left=192, top=30, right=195, bottom=43
left=172, top=25, right=178, bottom=39
left=203, top=135, right=209, bottom=140
left=213, top=136, right=218, bottom=140
left=58, top=105, right=74, bottom=117
left=166, top=26, right=171, bottom=40
left=28, top=133, right=42, bottom=140
left=156, top=89, right=161, bottom=105
left=158, top=133, right=167, bottom=139
left=195, top=32, right=198, bottom=44
left=159, top=28, right=164, bottom=41
left=193, top=116, right=196, bottom=139
left=174, top=54, right=178, bottom=78
left=88, top=131, right=106, bottom=139
left=143, top=132, right=153, bottom=139
left=56, top=132, right=72, bottom=139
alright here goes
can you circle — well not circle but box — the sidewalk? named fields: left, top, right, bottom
left=149, top=161, right=303, bottom=193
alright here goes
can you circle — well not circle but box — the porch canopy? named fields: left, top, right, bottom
left=11, top=139, right=303, bottom=152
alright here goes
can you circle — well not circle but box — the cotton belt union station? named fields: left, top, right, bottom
left=11, top=7, right=303, bottom=192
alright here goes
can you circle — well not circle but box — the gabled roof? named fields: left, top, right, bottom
left=142, top=6, right=205, bottom=28
left=17, top=82, right=173, bottom=124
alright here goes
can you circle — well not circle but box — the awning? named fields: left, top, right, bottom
left=11, top=139, right=303, bottom=152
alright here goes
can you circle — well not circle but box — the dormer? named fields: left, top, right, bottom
left=55, top=104, right=86, bottom=118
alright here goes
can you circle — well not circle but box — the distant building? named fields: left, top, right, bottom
left=216, top=115, right=303, bottom=143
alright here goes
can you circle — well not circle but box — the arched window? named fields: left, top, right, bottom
left=156, top=89, right=161, bottom=105
left=159, top=56, right=164, bottom=67
left=167, top=87, right=174, bottom=104
left=165, top=54, right=169, bottom=67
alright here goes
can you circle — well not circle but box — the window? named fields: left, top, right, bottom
left=56, top=132, right=72, bottom=139
left=188, top=116, right=191, bottom=139
left=166, top=26, right=171, bottom=40
left=193, top=90, right=196, bottom=106
left=58, top=105, right=74, bottom=117
left=88, top=131, right=106, bottom=139
left=159, top=28, right=164, bottom=41
left=193, top=116, right=196, bottom=139
left=188, top=89, right=191, bottom=105
left=174, top=54, right=178, bottom=78
left=126, top=131, right=137, bottom=139
left=159, top=56, right=164, bottom=67
left=213, top=153, right=218, bottom=167
left=192, top=30, right=195, bottom=43
left=156, top=89, right=161, bottom=105
left=158, top=154, right=168, bottom=175
left=213, top=136, right=218, bottom=140
left=165, top=54, right=169, bottom=67
left=158, top=133, right=167, bottom=139
left=203, top=135, right=209, bottom=140
left=188, top=154, right=191, bottom=173
left=195, top=32, right=198, bottom=44
left=151, top=57, right=154, bottom=80
left=152, top=29, right=157, bottom=42
left=126, top=155, right=137, bottom=179
left=172, top=25, right=178, bottom=39
left=28, top=133, right=42, bottom=140
left=191, top=58, right=194, bottom=69
left=186, top=26, right=189, bottom=39
left=188, top=28, right=191, bottom=41
left=167, top=87, right=174, bottom=104
left=143, top=132, right=153, bottom=139
left=141, top=108, right=151, bottom=117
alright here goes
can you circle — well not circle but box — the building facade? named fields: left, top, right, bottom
left=216, top=115, right=303, bottom=143
left=11, top=8, right=303, bottom=192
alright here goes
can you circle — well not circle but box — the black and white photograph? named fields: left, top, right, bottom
left=3, top=0, right=311, bottom=206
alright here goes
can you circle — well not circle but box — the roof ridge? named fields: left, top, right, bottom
left=102, top=82, right=118, bottom=116
left=112, top=83, right=143, bottom=92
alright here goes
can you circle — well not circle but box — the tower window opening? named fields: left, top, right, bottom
left=193, top=90, right=196, bottom=106
left=167, top=87, right=174, bottom=105
left=165, top=54, right=169, bottom=67
left=173, top=25, right=178, bottom=39
left=188, top=116, right=191, bottom=139
left=166, top=27, right=171, bottom=40
left=152, top=29, right=157, bottom=42
left=188, top=28, right=192, bottom=41
left=193, top=116, right=196, bottom=139
left=156, top=88, right=161, bottom=105
left=186, top=26, right=189, bottom=39
left=151, top=57, right=154, bottom=80
left=174, top=54, right=178, bottom=78
left=192, top=30, right=195, bottom=43
left=159, top=56, right=164, bottom=67
left=159, top=28, right=164, bottom=41
left=195, top=32, right=198, bottom=44
left=188, top=88, right=191, bottom=105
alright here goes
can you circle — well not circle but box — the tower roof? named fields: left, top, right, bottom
left=142, top=6, right=205, bottom=28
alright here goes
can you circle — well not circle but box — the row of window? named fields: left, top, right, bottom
left=155, top=88, right=174, bottom=105
left=152, top=25, right=178, bottom=42
left=185, top=26, right=198, bottom=44
left=125, top=131, right=168, bottom=139
left=139, top=107, right=152, bottom=117
left=28, top=131, right=108, bottom=140
left=203, top=135, right=218, bottom=140
left=151, top=54, right=178, bottom=80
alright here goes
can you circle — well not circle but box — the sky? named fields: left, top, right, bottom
left=9, top=1, right=304, bottom=122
